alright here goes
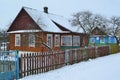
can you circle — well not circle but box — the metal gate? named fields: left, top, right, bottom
left=0, top=50, right=19, bottom=80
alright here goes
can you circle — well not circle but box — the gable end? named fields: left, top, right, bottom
left=7, top=8, right=41, bottom=32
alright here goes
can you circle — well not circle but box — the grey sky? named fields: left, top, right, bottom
left=0, top=0, right=120, bottom=29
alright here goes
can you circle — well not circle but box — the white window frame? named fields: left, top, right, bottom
left=15, top=34, right=21, bottom=46
left=54, top=34, right=60, bottom=47
left=108, top=37, right=111, bottom=43
left=91, top=37, right=95, bottom=43
left=61, top=35, right=72, bottom=46
left=29, top=34, right=35, bottom=47
left=100, top=37, right=104, bottom=43
left=47, top=34, right=53, bottom=47
left=73, top=36, right=80, bottom=46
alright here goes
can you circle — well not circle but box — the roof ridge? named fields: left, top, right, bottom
left=23, top=6, right=38, bottom=11
left=23, top=6, right=66, bottom=18
left=22, top=6, right=83, bottom=33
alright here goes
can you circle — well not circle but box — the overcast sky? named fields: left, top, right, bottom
left=0, top=0, right=120, bottom=30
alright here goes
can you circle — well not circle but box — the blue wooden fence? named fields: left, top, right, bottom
left=0, top=50, right=19, bottom=80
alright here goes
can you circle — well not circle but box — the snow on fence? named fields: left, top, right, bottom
left=19, top=46, right=109, bottom=78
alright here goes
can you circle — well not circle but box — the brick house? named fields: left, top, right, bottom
left=7, top=7, right=88, bottom=52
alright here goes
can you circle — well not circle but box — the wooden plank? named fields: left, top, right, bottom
left=36, top=53, right=38, bottom=73
left=19, top=54, right=23, bottom=78
left=19, top=46, right=110, bottom=78
left=23, top=54, right=27, bottom=76
left=35, top=53, right=37, bottom=73
left=26, top=53, right=29, bottom=76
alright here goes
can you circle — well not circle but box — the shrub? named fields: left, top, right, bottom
left=110, top=44, right=119, bottom=54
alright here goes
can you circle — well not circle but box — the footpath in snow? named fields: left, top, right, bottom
left=20, top=53, right=120, bottom=80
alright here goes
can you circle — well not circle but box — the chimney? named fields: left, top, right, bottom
left=44, top=7, right=48, bottom=13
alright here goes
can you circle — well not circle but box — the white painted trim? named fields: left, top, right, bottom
left=61, top=35, right=72, bottom=46
left=15, top=34, right=21, bottom=46
left=8, top=30, right=41, bottom=33
left=47, top=34, right=53, bottom=47
left=29, top=34, right=35, bottom=47
left=54, top=34, right=60, bottom=47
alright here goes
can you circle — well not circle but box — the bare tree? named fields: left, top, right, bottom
left=108, top=16, right=120, bottom=44
left=71, top=11, right=108, bottom=34
left=0, top=29, right=9, bottom=51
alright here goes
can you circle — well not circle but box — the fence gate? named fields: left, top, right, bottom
left=0, top=50, right=19, bottom=80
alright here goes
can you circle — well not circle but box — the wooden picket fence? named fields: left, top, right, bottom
left=19, top=46, right=109, bottom=78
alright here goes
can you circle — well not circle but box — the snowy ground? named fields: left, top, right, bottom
left=20, top=53, right=120, bottom=80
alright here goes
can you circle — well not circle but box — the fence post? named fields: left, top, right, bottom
left=95, top=46, right=98, bottom=58
left=82, top=48, right=87, bottom=60
left=74, top=49, right=77, bottom=63
left=15, top=50, right=19, bottom=80
left=65, top=49, right=69, bottom=65
left=108, top=45, right=111, bottom=55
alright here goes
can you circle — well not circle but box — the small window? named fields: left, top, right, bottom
left=100, top=37, right=104, bottom=43
left=29, top=34, right=35, bottom=47
left=61, top=36, right=72, bottom=46
left=73, top=36, right=80, bottom=46
left=47, top=34, right=53, bottom=47
left=15, top=34, right=21, bottom=46
left=91, top=38, right=94, bottom=43
left=55, top=34, right=60, bottom=47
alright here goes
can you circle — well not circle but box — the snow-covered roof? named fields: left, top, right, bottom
left=48, top=14, right=83, bottom=33
left=23, top=7, right=83, bottom=33
left=8, top=7, right=83, bottom=33
left=24, top=7, right=62, bottom=33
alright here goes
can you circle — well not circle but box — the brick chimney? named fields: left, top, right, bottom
left=44, top=7, right=48, bottom=13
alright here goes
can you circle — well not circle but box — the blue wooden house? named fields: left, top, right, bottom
left=89, top=27, right=117, bottom=46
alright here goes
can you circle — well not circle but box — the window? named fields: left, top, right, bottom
left=29, top=34, right=35, bottom=47
left=96, top=37, right=99, bottom=40
left=55, top=34, right=60, bottom=47
left=61, top=36, right=72, bottom=46
left=15, top=34, right=20, bottom=46
left=47, top=34, right=53, bottom=47
left=100, top=37, right=104, bottom=43
left=73, top=36, right=80, bottom=46
left=91, top=37, right=94, bottom=43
